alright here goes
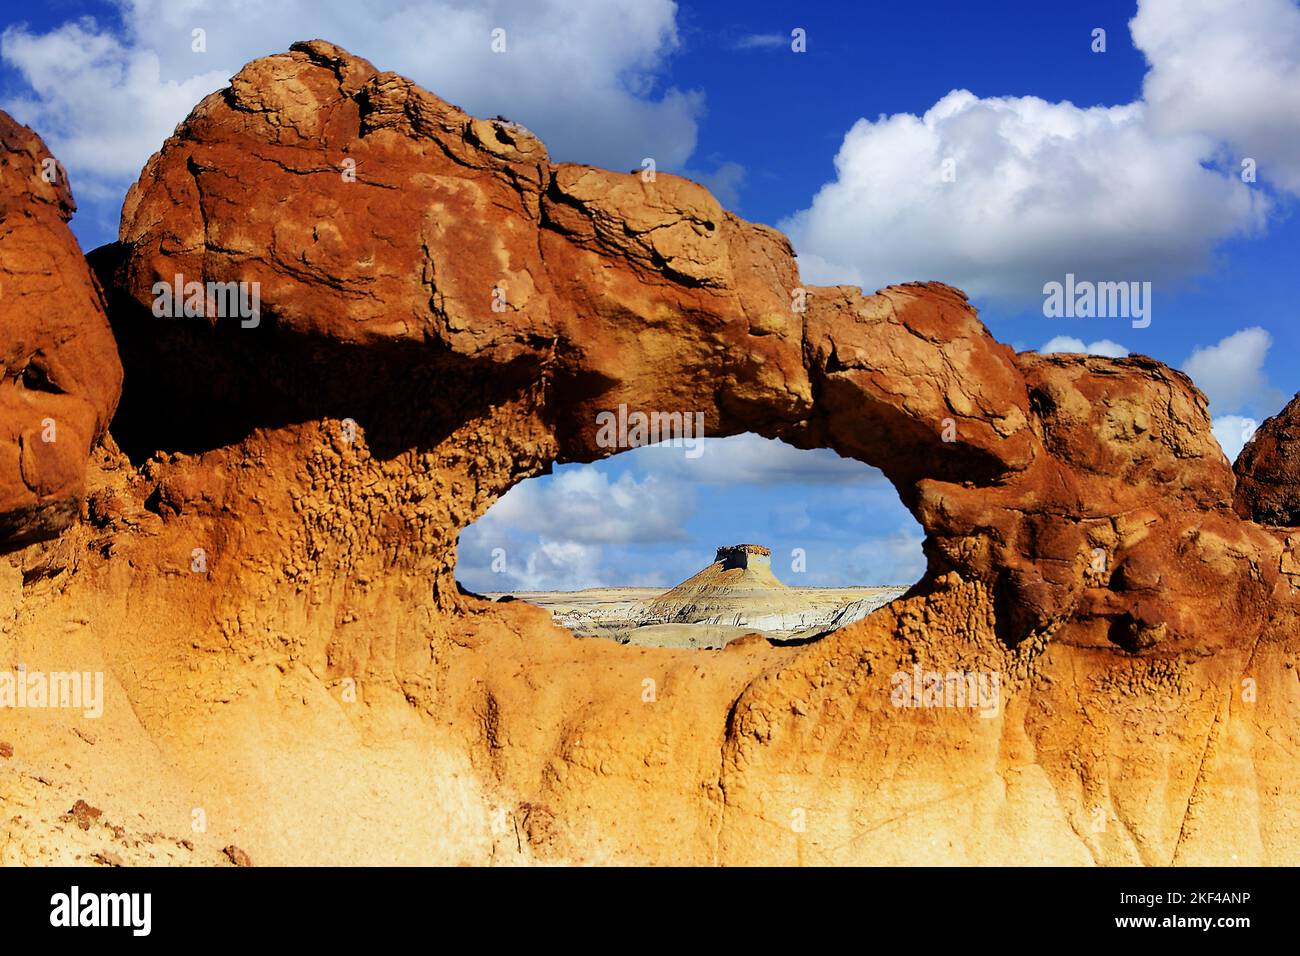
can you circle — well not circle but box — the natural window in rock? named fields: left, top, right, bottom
left=456, top=433, right=924, bottom=649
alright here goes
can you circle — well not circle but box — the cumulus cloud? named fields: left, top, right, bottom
left=1039, top=336, right=1130, bottom=358
left=1182, top=327, right=1285, bottom=415
left=458, top=535, right=608, bottom=592
left=1211, top=414, right=1259, bottom=463
left=784, top=89, right=1265, bottom=300
left=474, top=469, right=694, bottom=545
left=456, top=467, right=695, bottom=591
left=783, top=0, right=1297, bottom=302
left=1, top=0, right=702, bottom=222
left=0, top=19, right=229, bottom=187
left=637, top=433, right=886, bottom=486
left=1134, top=0, right=1300, bottom=194
left=838, top=532, right=927, bottom=587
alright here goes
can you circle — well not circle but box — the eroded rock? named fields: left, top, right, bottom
left=0, top=111, right=122, bottom=551
left=84, top=41, right=1291, bottom=656
left=1235, top=392, right=1300, bottom=526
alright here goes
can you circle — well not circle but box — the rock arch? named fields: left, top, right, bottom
left=82, top=40, right=1292, bottom=655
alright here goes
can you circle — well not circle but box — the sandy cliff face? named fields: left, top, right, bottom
left=2, top=41, right=1298, bottom=865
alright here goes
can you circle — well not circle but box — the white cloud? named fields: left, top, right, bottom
left=784, top=89, right=1265, bottom=300
left=476, top=468, right=693, bottom=545
left=783, top=0, right=1300, bottom=302
left=1, top=0, right=702, bottom=214
left=634, top=433, right=886, bottom=486
left=1211, top=414, right=1259, bottom=463
left=1134, top=0, right=1300, bottom=195
left=1182, top=327, right=1285, bottom=415
left=732, top=33, right=785, bottom=51
left=1039, top=336, right=1130, bottom=358
left=457, top=466, right=694, bottom=591
left=837, top=533, right=927, bottom=587
left=0, top=19, right=229, bottom=183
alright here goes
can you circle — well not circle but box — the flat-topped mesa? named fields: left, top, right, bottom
left=715, top=544, right=772, bottom=570
left=637, top=543, right=809, bottom=629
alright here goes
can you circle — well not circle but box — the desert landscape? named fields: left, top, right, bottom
left=0, top=27, right=1297, bottom=875
left=493, top=544, right=908, bottom=648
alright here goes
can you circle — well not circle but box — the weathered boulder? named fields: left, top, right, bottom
left=1235, top=392, right=1300, bottom=526
left=0, top=111, right=121, bottom=551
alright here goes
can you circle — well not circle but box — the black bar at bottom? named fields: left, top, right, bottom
left=0, top=866, right=1281, bottom=941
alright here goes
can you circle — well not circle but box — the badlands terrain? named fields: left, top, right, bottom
left=2, top=41, right=1299, bottom=866
left=494, top=544, right=908, bottom=648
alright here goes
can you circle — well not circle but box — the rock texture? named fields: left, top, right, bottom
left=3, top=42, right=1299, bottom=866
left=1235, top=392, right=1300, bottom=526
left=0, top=111, right=122, bottom=550
left=87, top=40, right=1292, bottom=657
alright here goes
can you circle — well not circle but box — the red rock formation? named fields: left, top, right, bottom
left=1235, top=392, right=1300, bottom=526
left=0, top=112, right=121, bottom=549
left=89, top=41, right=1290, bottom=656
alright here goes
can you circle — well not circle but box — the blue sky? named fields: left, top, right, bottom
left=2, top=0, right=1296, bottom=590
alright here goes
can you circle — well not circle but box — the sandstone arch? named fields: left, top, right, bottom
left=86, top=40, right=1291, bottom=655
